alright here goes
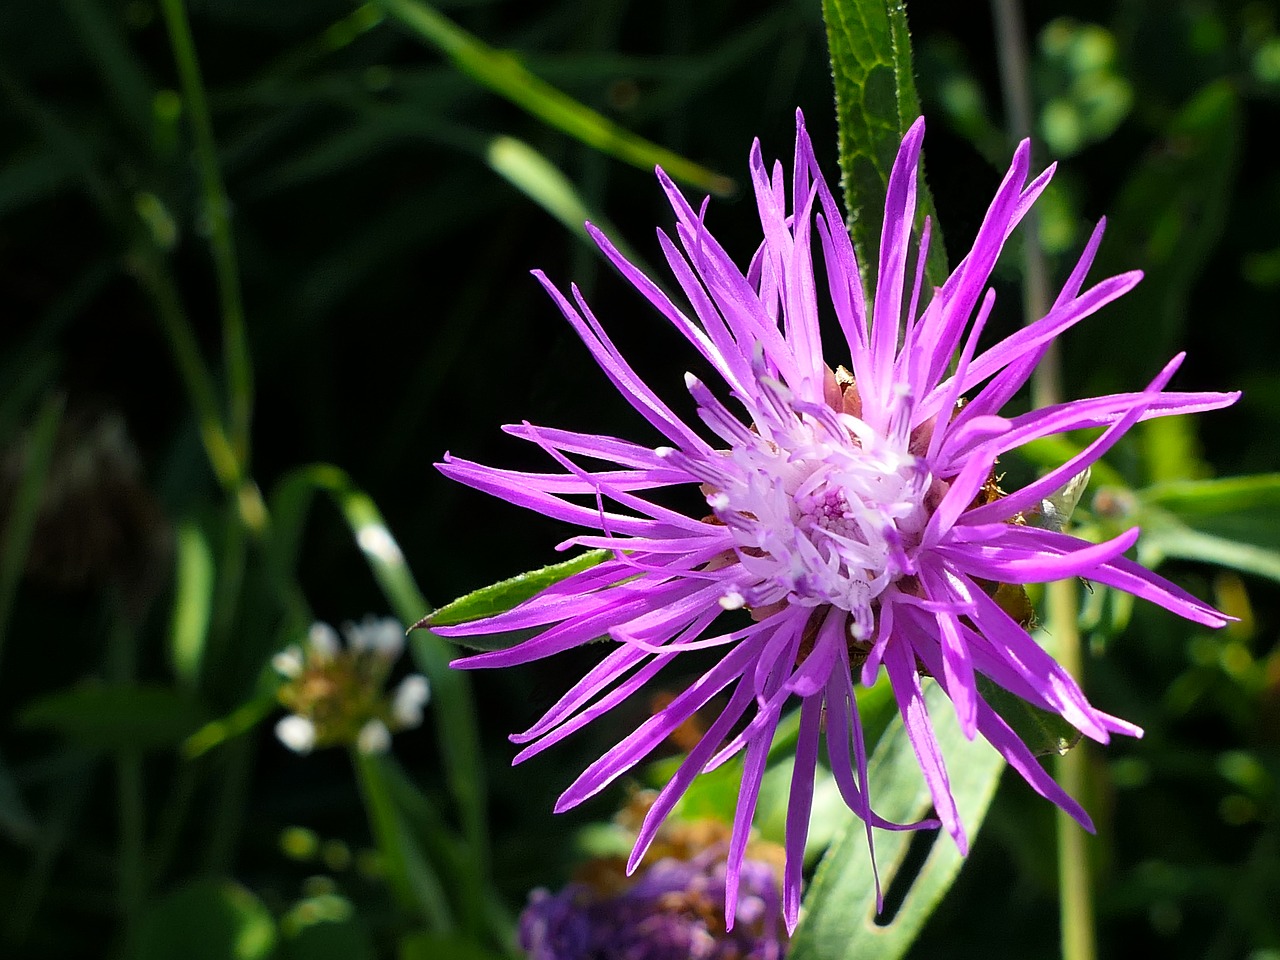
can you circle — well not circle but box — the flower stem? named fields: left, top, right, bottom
left=990, top=2, right=1096, bottom=959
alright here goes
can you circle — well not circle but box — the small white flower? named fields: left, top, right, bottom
left=271, top=645, right=305, bottom=678
left=391, top=674, right=431, bottom=728
left=276, top=715, right=317, bottom=754
left=307, top=622, right=341, bottom=659
left=356, top=719, right=392, bottom=755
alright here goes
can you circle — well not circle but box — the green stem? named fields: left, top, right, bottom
left=158, top=0, right=254, bottom=464
left=131, top=252, right=242, bottom=491
left=991, top=2, right=1095, bottom=958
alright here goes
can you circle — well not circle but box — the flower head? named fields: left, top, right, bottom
left=436, top=112, right=1238, bottom=931
left=274, top=616, right=429, bottom=754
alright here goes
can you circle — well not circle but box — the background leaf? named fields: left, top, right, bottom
left=20, top=684, right=209, bottom=752
left=129, top=879, right=276, bottom=960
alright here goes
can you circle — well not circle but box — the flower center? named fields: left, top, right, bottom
left=704, top=379, right=931, bottom=640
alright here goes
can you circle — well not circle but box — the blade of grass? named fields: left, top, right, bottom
left=373, top=0, right=735, bottom=196
left=158, top=0, right=254, bottom=464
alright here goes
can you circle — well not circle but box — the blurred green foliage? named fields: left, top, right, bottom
left=1, top=0, right=1278, bottom=958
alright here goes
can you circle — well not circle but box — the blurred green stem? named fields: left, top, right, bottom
left=107, top=614, right=146, bottom=938
left=991, top=1, right=1095, bottom=959
left=158, top=0, right=254, bottom=464
left=351, top=749, right=454, bottom=931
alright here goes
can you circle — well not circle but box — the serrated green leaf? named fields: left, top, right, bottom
left=424, top=549, right=608, bottom=629
left=129, top=879, right=276, bottom=960
left=822, top=0, right=947, bottom=294
left=21, top=683, right=209, bottom=752
left=789, top=683, right=1004, bottom=960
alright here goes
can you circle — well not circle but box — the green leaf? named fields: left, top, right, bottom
left=789, top=683, right=1005, bottom=960
left=1135, top=475, right=1280, bottom=583
left=976, top=675, right=1081, bottom=757
left=20, top=683, right=209, bottom=752
left=352, top=750, right=454, bottom=931
left=130, top=879, right=276, bottom=960
left=375, top=0, right=734, bottom=196
left=424, top=549, right=608, bottom=629
left=822, top=0, right=948, bottom=293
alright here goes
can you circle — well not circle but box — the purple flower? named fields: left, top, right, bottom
left=520, top=847, right=786, bottom=960
left=436, top=111, right=1238, bottom=931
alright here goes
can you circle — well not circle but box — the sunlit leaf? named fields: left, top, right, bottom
left=424, top=550, right=607, bottom=629
left=789, top=683, right=1004, bottom=960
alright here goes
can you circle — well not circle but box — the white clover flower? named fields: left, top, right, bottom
left=274, top=615, right=424, bottom=755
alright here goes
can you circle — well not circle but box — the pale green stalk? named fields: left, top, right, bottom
left=991, top=2, right=1096, bottom=959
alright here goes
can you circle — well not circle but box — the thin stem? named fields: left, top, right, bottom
left=158, top=0, right=254, bottom=464
left=991, top=2, right=1095, bottom=960
left=991, top=0, right=1060, bottom=410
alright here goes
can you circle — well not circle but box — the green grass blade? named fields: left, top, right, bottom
left=374, top=0, right=735, bottom=196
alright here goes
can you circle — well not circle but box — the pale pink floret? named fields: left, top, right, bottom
left=436, top=111, right=1238, bottom=932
